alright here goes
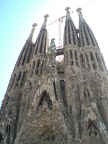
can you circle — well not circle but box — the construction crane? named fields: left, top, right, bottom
left=49, top=16, right=66, bottom=48
left=49, top=16, right=66, bottom=62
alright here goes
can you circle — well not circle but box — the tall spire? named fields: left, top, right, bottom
left=34, top=14, right=49, bottom=55
left=64, top=7, right=78, bottom=47
left=16, top=23, right=37, bottom=67
left=77, top=8, right=99, bottom=48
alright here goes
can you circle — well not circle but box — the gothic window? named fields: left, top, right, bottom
left=90, top=52, right=94, bottom=61
left=95, top=52, right=99, bottom=62
left=15, top=72, right=21, bottom=86
left=66, top=51, right=68, bottom=60
left=95, top=52, right=103, bottom=71
left=87, top=119, right=98, bottom=137
left=6, top=125, right=11, bottom=143
left=39, top=34, right=44, bottom=53
left=85, top=53, right=90, bottom=69
left=18, top=72, right=21, bottom=81
left=93, top=63, right=96, bottom=69
left=80, top=54, right=85, bottom=68
left=6, top=125, right=11, bottom=134
left=75, top=51, right=78, bottom=66
left=21, top=72, right=28, bottom=86
left=32, top=61, right=35, bottom=70
left=38, top=91, right=53, bottom=111
left=53, top=82, right=58, bottom=100
left=30, top=61, right=35, bottom=77
left=36, top=59, right=40, bottom=75
left=0, top=132, right=2, bottom=142
left=70, top=51, right=73, bottom=66
left=40, top=59, right=44, bottom=75
left=90, top=52, right=96, bottom=69
left=70, top=50, right=73, bottom=59
left=60, top=80, right=67, bottom=106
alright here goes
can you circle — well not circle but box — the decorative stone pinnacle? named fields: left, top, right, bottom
left=44, top=14, right=49, bottom=23
left=31, top=23, right=37, bottom=34
left=76, top=8, right=82, bottom=15
left=32, top=23, right=38, bottom=28
left=65, top=7, right=70, bottom=12
left=65, top=7, right=70, bottom=16
left=30, top=23, right=38, bottom=41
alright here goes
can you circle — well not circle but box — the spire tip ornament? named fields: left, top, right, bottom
left=44, top=14, right=49, bottom=22
left=76, top=8, right=82, bottom=15
left=32, top=23, right=38, bottom=28
left=65, top=7, right=70, bottom=12
left=43, top=14, right=49, bottom=28
left=30, top=23, right=38, bottom=41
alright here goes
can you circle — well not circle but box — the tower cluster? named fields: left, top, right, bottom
left=0, top=7, right=108, bottom=144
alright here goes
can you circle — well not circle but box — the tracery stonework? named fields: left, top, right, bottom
left=0, top=7, right=108, bottom=144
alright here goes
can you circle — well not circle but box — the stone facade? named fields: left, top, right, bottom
left=0, top=7, right=108, bottom=144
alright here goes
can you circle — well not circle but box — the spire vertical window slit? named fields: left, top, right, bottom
left=80, top=54, right=85, bottom=68
left=75, top=51, right=78, bottom=66
left=85, top=53, right=90, bottom=70
left=68, top=21, right=71, bottom=44
left=36, top=59, right=40, bottom=75
left=60, top=80, right=67, bottom=106
left=39, top=32, right=44, bottom=53
left=83, top=25, right=90, bottom=45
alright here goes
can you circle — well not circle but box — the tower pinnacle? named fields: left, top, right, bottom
left=43, top=14, right=49, bottom=29
left=76, top=7, right=82, bottom=15
left=65, top=7, right=70, bottom=15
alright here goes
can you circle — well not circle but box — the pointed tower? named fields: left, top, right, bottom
left=34, top=14, right=49, bottom=55
left=5, top=23, right=37, bottom=94
left=0, top=23, right=37, bottom=144
left=77, top=8, right=107, bottom=72
left=29, top=14, right=49, bottom=78
left=64, top=7, right=82, bottom=141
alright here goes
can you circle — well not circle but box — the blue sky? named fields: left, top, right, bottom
left=0, top=0, right=108, bottom=106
